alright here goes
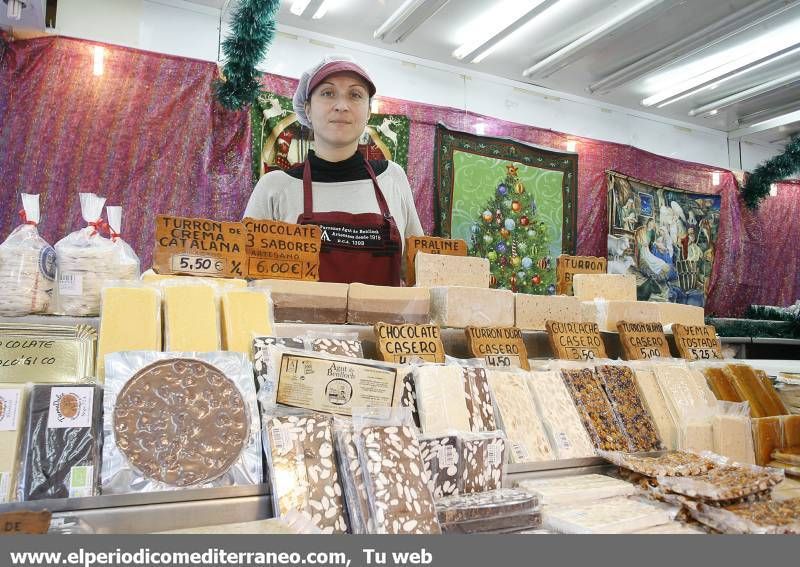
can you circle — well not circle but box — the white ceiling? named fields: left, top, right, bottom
left=213, top=0, right=800, bottom=145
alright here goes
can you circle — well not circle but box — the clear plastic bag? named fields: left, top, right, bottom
left=419, top=433, right=461, bottom=499
left=390, top=366, right=420, bottom=429
left=0, top=382, right=29, bottom=503
left=712, top=401, right=755, bottom=465
left=262, top=407, right=348, bottom=533
left=17, top=384, right=103, bottom=501
left=446, top=357, right=496, bottom=433
left=303, top=330, right=363, bottom=358
left=459, top=430, right=507, bottom=494
left=53, top=193, right=116, bottom=316
left=252, top=336, right=305, bottom=394
left=0, top=194, right=56, bottom=315
left=597, top=449, right=715, bottom=478
left=436, top=487, right=540, bottom=524
left=689, top=498, right=800, bottom=534
left=628, top=361, right=679, bottom=450
left=105, top=206, right=140, bottom=281
left=352, top=407, right=441, bottom=534
left=333, top=417, right=371, bottom=534
left=516, top=474, right=635, bottom=506
left=413, top=364, right=472, bottom=435
left=100, top=352, right=262, bottom=494
left=543, top=496, right=675, bottom=534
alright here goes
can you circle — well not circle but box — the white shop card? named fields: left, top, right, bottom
left=0, top=389, right=21, bottom=431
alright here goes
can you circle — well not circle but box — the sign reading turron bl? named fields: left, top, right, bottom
left=546, top=321, right=608, bottom=360
left=617, top=321, right=670, bottom=360
left=244, top=218, right=321, bottom=281
left=466, top=326, right=530, bottom=370
left=154, top=215, right=246, bottom=278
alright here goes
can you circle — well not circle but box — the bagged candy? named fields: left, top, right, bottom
left=106, top=206, right=140, bottom=280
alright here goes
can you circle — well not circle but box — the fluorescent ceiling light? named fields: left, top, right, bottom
left=688, top=68, right=800, bottom=117
left=737, top=100, right=800, bottom=127
left=290, top=0, right=331, bottom=19
left=588, top=0, right=800, bottom=94
left=374, top=0, right=450, bottom=44
left=729, top=109, right=800, bottom=138
left=452, top=0, right=559, bottom=64
left=291, top=0, right=311, bottom=16
left=522, top=0, right=666, bottom=79
left=642, top=42, right=800, bottom=108
left=312, top=0, right=334, bottom=19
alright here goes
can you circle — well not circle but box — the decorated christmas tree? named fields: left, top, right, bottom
left=469, top=164, right=555, bottom=294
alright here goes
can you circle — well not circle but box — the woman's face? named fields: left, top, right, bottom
left=306, top=72, right=370, bottom=149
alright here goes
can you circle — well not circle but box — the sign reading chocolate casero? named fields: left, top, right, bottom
left=0, top=511, right=51, bottom=535
left=244, top=218, right=321, bottom=281
left=672, top=324, right=723, bottom=360
left=617, top=321, right=670, bottom=360
left=405, top=236, right=468, bottom=286
left=154, top=215, right=247, bottom=278
left=465, top=326, right=530, bottom=370
left=546, top=320, right=608, bottom=360
left=556, top=255, right=607, bottom=295
left=374, top=323, right=445, bottom=364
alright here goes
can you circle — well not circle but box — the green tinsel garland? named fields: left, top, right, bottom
left=215, top=0, right=281, bottom=111
left=741, top=135, right=800, bottom=209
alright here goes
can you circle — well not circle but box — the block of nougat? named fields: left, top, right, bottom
left=458, top=433, right=507, bottom=494
left=334, top=430, right=372, bottom=534
left=652, top=362, right=716, bottom=428
left=250, top=279, right=348, bottom=323
left=96, top=286, right=162, bottom=382
left=348, top=283, right=430, bottom=325
left=703, top=367, right=744, bottom=403
left=419, top=434, right=460, bottom=499
left=755, top=370, right=789, bottom=416
left=595, top=365, right=662, bottom=452
left=726, top=364, right=772, bottom=418
left=437, top=488, right=539, bottom=523
left=141, top=269, right=247, bottom=289
left=656, top=302, right=705, bottom=327
left=487, top=370, right=554, bottom=463
left=680, top=421, right=714, bottom=453
left=414, top=365, right=471, bottom=435
left=429, top=286, right=514, bottom=328
left=583, top=300, right=661, bottom=332
left=632, top=367, right=679, bottom=450
left=753, top=417, right=783, bottom=466
left=359, top=425, right=441, bottom=534
left=516, top=474, right=635, bottom=506
left=713, top=415, right=755, bottom=465
left=391, top=369, right=421, bottom=429
left=0, top=384, right=27, bottom=503
left=543, top=497, right=672, bottom=534
left=572, top=274, right=636, bottom=301
left=414, top=252, right=490, bottom=288
left=220, top=289, right=273, bottom=355
left=527, top=371, right=596, bottom=459
left=689, top=369, right=723, bottom=415
left=785, top=416, right=800, bottom=447
left=461, top=366, right=496, bottom=432
left=515, top=294, right=581, bottom=331
left=163, top=283, right=219, bottom=351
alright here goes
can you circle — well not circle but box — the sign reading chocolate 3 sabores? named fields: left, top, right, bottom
left=154, top=215, right=247, bottom=278
left=243, top=218, right=321, bottom=281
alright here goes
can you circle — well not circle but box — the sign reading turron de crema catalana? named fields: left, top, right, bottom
left=243, top=218, right=321, bottom=281
left=546, top=321, right=608, bottom=360
left=154, top=215, right=247, bottom=278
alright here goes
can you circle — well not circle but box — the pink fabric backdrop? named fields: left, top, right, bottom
left=1, top=36, right=796, bottom=316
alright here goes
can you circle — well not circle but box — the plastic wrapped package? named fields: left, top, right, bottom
left=516, top=474, right=635, bottom=506
left=712, top=402, right=755, bottom=465
left=0, top=194, right=55, bottom=315
left=53, top=193, right=116, bottom=316
left=700, top=365, right=743, bottom=403
left=487, top=369, right=554, bottom=462
left=105, top=206, right=140, bottom=281
left=725, top=364, right=776, bottom=418
left=597, top=450, right=715, bottom=478
left=459, top=431, right=507, bottom=493
left=651, top=360, right=717, bottom=432
left=437, top=488, right=541, bottom=532
left=220, top=288, right=274, bottom=355
left=391, top=368, right=420, bottom=429
left=754, top=369, right=789, bottom=416
left=419, top=434, right=461, bottom=499
left=252, top=336, right=305, bottom=393
left=772, top=447, right=800, bottom=466
left=679, top=419, right=715, bottom=453
left=413, top=365, right=472, bottom=435
left=101, top=352, right=262, bottom=494
left=559, top=367, right=633, bottom=452
left=429, top=286, right=514, bottom=328
left=0, top=383, right=28, bottom=503
left=441, top=512, right=542, bottom=534
left=753, top=417, right=783, bottom=466
left=629, top=363, right=679, bottom=450
left=688, top=368, right=722, bottom=414
left=527, top=371, right=596, bottom=459
left=18, top=384, right=103, bottom=500
left=353, top=408, right=441, bottom=534
left=631, top=521, right=707, bottom=534
left=95, top=283, right=162, bottom=382
left=162, top=281, right=220, bottom=352
left=543, top=496, right=674, bottom=534
left=303, top=330, right=363, bottom=358
left=347, top=283, right=430, bottom=325
left=595, top=363, right=663, bottom=451
left=142, top=269, right=247, bottom=290
left=333, top=424, right=372, bottom=534
left=785, top=415, right=800, bottom=447
left=248, top=279, right=348, bottom=324
left=263, top=409, right=348, bottom=533
left=690, top=498, right=800, bottom=534
left=451, top=361, right=496, bottom=432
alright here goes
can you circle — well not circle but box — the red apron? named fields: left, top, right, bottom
left=297, top=158, right=402, bottom=286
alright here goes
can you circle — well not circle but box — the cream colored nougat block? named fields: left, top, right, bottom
left=713, top=415, right=755, bottom=465
left=572, top=274, right=636, bottom=301
left=583, top=300, right=661, bottom=332
left=250, top=279, right=349, bottom=324
left=141, top=269, right=247, bottom=289
left=414, top=252, right=490, bottom=288
left=429, top=286, right=514, bottom=328
left=163, top=284, right=219, bottom=351
left=657, top=302, right=705, bottom=326
left=632, top=367, right=679, bottom=450
left=220, top=289, right=274, bottom=355
left=97, top=285, right=162, bottom=381
left=515, top=294, right=582, bottom=331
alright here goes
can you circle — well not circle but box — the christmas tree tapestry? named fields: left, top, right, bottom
left=434, top=125, right=578, bottom=294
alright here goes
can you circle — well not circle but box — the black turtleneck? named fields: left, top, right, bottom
left=286, top=150, right=389, bottom=181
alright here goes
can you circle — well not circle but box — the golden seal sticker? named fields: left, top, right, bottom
left=374, top=322, right=445, bottom=364
left=673, top=324, right=723, bottom=360
left=154, top=215, right=246, bottom=278
left=546, top=320, right=608, bottom=360
left=47, top=387, right=93, bottom=429
left=405, top=236, right=468, bottom=286
left=465, top=326, right=529, bottom=370
left=244, top=218, right=321, bottom=281
left=617, top=321, right=670, bottom=360
left=556, top=255, right=607, bottom=295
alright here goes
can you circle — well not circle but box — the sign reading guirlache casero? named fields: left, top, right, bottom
left=546, top=321, right=608, bottom=361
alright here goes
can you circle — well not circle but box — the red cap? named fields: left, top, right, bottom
left=307, top=61, right=376, bottom=98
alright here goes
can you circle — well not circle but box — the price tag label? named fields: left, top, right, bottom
left=466, top=326, right=529, bottom=370
left=484, top=354, right=521, bottom=368
left=0, top=511, right=52, bottom=534
left=374, top=323, right=445, bottom=364
left=153, top=215, right=246, bottom=278
left=673, top=324, right=723, bottom=360
left=405, top=236, right=468, bottom=286
left=617, top=321, right=670, bottom=360
left=556, top=255, right=607, bottom=295
left=244, top=218, right=321, bottom=281
left=546, top=321, right=607, bottom=360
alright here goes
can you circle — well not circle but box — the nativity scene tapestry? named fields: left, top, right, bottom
left=251, top=90, right=410, bottom=182
left=434, top=124, right=578, bottom=295
left=606, top=171, right=721, bottom=307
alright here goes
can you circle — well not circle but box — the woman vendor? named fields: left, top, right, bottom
left=243, top=55, right=423, bottom=286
